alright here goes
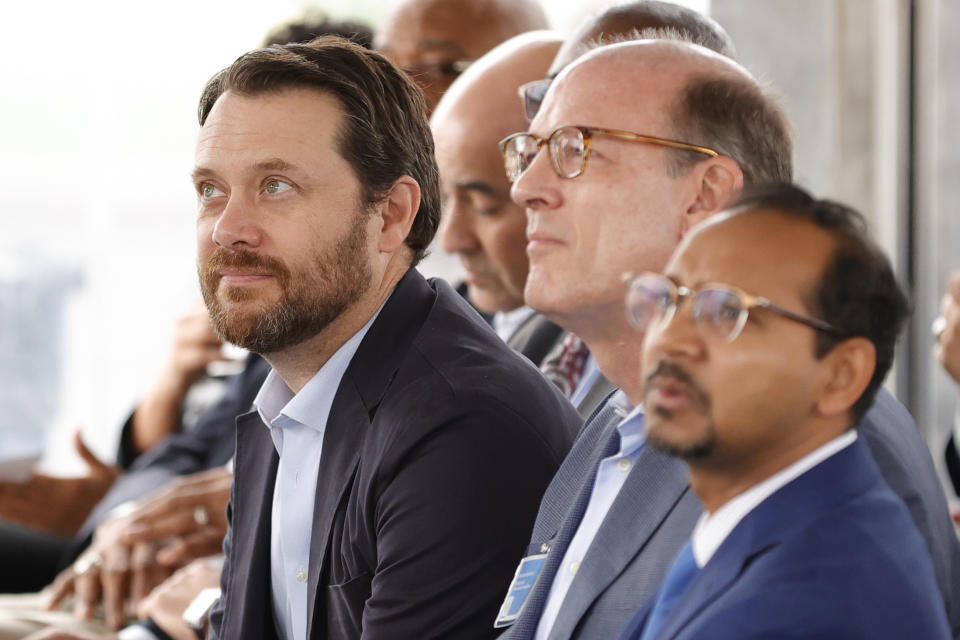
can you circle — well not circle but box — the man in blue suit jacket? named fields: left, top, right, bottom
left=620, top=185, right=950, bottom=638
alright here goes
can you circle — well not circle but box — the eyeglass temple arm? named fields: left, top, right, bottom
left=758, top=298, right=844, bottom=335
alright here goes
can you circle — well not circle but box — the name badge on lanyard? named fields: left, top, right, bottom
left=494, top=540, right=552, bottom=628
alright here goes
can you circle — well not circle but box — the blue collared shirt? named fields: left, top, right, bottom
left=569, top=353, right=601, bottom=407
left=534, top=391, right=645, bottom=640
left=254, top=304, right=383, bottom=640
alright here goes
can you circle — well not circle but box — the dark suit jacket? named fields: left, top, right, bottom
left=209, top=271, right=579, bottom=640
left=506, top=313, right=564, bottom=367
left=501, top=388, right=960, bottom=639
left=619, top=438, right=950, bottom=639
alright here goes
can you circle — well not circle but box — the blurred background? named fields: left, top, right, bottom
left=1, top=0, right=957, bottom=481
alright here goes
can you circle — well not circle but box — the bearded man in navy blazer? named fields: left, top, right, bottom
left=191, top=37, right=578, bottom=640
left=619, top=184, right=950, bottom=639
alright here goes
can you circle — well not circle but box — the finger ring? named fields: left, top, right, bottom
left=73, top=553, right=103, bottom=574
left=933, top=316, right=947, bottom=339
left=193, top=506, right=209, bottom=526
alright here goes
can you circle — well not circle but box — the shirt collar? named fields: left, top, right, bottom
left=691, top=429, right=858, bottom=567
left=609, top=391, right=645, bottom=458
left=254, top=296, right=389, bottom=433
left=492, top=306, right=536, bottom=343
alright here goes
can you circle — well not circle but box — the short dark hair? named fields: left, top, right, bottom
left=669, top=75, right=793, bottom=186
left=262, top=12, right=374, bottom=49
left=733, top=182, right=910, bottom=423
left=198, top=36, right=440, bottom=265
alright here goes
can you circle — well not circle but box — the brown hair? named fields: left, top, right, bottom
left=669, top=74, right=793, bottom=186
left=198, top=35, right=440, bottom=265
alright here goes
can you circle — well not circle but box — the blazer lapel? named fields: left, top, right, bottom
left=548, top=447, right=693, bottom=639
left=305, top=378, right=370, bottom=638
left=655, top=439, right=877, bottom=640
left=509, top=402, right=623, bottom=637
left=226, top=410, right=280, bottom=640
left=305, top=269, right=436, bottom=638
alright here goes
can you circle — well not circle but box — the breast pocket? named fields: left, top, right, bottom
left=326, top=571, right=372, bottom=639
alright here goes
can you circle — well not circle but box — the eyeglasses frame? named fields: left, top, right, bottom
left=498, top=125, right=719, bottom=183
left=625, top=271, right=845, bottom=343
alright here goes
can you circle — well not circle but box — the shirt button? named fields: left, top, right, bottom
left=295, top=471, right=300, bottom=486
left=617, top=457, right=631, bottom=472
left=570, top=561, right=580, bottom=575
left=296, top=568, right=308, bottom=583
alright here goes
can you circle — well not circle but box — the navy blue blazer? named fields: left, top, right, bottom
left=499, top=388, right=960, bottom=639
left=208, top=270, right=580, bottom=640
left=618, top=437, right=951, bottom=640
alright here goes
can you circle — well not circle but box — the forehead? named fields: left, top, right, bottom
left=670, top=210, right=836, bottom=301
left=378, top=2, right=494, bottom=60
left=533, top=55, right=681, bottom=134
left=195, top=88, right=344, bottom=163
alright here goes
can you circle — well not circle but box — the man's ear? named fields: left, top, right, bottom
left=375, top=175, right=420, bottom=253
left=679, top=156, right=744, bottom=238
left=816, top=337, right=876, bottom=420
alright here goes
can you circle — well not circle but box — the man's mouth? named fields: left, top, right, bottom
left=643, top=360, right=711, bottom=416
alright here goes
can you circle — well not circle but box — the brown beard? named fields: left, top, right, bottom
left=198, top=211, right=372, bottom=354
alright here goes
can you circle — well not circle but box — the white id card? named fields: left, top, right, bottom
left=494, top=553, right=548, bottom=628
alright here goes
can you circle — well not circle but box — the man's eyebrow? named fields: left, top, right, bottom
left=417, top=39, right=467, bottom=55
left=191, top=167, right=217, bottom=183
left=253, top=158, right=302, bottom=173
left=456, top=180, right=500, bottom=196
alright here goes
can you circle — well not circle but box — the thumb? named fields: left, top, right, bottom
left=73, top=429, right=116, bottom=477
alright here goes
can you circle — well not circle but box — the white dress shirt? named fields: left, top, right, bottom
left=254, top=306, right=383, bottom=640
left=493, top=305, right=536, bottom=343
left=534, top=391, right=643, bottom=640
left=690, top=430, right=858, bottom=568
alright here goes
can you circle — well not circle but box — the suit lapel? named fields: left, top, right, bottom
left=575, top=373, right=618, bottom=419
left=305, top=378, right=370, bottom=638
left=509, top=402, right=623, bottom=637
left=548, top=448, right=692, bottom=639
left=304, top=270, right=436, bottom=638
left=656, top=439, right=878, bottom=640
left=507, top=313, right=564, bottom=366
left=227, top=410, right=280, bottom=640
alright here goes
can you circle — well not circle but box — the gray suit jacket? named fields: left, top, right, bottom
left=501, top=388, right=960, bottom=639
left=500, top=400, right=701, bottom=640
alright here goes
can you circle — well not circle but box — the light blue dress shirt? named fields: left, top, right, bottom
left=254, top=305, right=383, bottom=640
left=568, top=353, right=601, bottom=408
left=534, top=390, right=645, bottom=640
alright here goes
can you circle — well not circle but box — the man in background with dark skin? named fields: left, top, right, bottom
left=619, top=186, right=949, bottom=638
left=376, top=0, right=548, bottom=112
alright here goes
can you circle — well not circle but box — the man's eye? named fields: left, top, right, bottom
left=201, top=183, right=224, bottom=199
left=264, top=179, right=293, bottom=195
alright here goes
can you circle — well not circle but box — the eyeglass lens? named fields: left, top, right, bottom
left=522, top=80, right=550, bottom=121
left=627, top=274, right=748, bottom=342
left=504, top=127, right=587, bottom=182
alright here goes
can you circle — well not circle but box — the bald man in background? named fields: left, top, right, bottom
left=431, top=32, right=565, bottom=371
left=377, top=0, right=548, bottom=112
left=520, top=1, right=734, bottom=121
